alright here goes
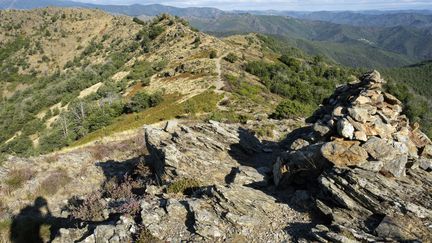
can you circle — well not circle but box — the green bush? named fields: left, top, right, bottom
left=133, top=17, right=145, bottom=26
left=167, top=178, right=201, bottom=194
left=209, top=50, right=217, bottom=59
left=224, top=53, right=238, bottom=63
left=127, top=61, right=154, bottom=83
left=272, top=99, right=314, bottom=119
left=192, top=36, right=201, bottom=48
left=124, top=92, right=163, bottom=114
left=0, top=135, right=34, bottom=156
left=148, top=25, right=165, bottom=40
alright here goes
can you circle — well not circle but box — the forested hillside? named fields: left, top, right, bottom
left=0, top=8, right=238, bottom=156
left=383, top=61, right=432, bottom=137
left=190, top=14, right=432, bottom=67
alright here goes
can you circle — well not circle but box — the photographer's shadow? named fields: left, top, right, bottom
left=10, top=197, right=83, bottom=243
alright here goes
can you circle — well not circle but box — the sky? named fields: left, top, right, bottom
left=72, top=0, right=432, bottom=11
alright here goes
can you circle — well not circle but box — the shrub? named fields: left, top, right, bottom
left=148, top=25, right=165, bottom=40
left=124, top=92, right=163, bottom=114
left=133, top=17, right=145, bottom=26
left=69, top=191, right=105, bottom=221
left=192, top=36, right=201, bottom=48
left=255, top=124, right=275, bottom=138
left=127, top=61, right=154, bottom=82
left=167, top=178, right=201, bottom=195
left=272, top=99, right=314, bottom=119
left=136, top=227, right=161, bottom=243
left=224, top=53, right=238, bottom=63
left=209, top=50, right=217, bottom=59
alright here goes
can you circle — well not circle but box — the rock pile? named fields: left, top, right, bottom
left=275, top=70, right=432, bottom=241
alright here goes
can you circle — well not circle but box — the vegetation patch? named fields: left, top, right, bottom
left=35, top=169, right=72, bottom=196
left=255, top=124, right=276, bottom=138
left=72, top=91, right=222, bottom=147
left=167, top=178, right=201, bottom=195
left=5, top=168, right=36, bottom=191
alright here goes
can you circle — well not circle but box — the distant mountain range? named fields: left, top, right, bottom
left=0, top=0, right=225, bottom=18
left=237, top=10, right=432, bottom=29
left=190, top=14, right=432, bottom=67
left=2, top=0, right=432, bottom=68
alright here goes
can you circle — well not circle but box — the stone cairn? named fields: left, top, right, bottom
left=274, top=70, right=432, bottom=241
left=275, top=70, right=432, bottom=185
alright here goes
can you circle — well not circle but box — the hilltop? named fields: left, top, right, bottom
left=0, top=7, right=365, bottom=157
left=0, top=8, right=280, bottom=156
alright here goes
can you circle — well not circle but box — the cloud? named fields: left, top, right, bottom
left=72, top=0, right=432, bottom=11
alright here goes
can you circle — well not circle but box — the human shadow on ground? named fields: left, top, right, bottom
left=227, top=127, right=329, bottom=241
left=10, top=197, right=87, bottom=243
left=10, top=153, right=155, bottom=242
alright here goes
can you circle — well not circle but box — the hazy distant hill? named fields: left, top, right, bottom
left=190, top=14, right=432, bottom=67
left=0, top=0, right=225, bottom=18
left=3, top=0, right=432, bottom=68
left=236, top=10, right=432, bottom=29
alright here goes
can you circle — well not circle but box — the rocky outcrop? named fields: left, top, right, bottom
left=141, top=121, right=311, bottom=242
left=275, top=70, right=432, bottom=241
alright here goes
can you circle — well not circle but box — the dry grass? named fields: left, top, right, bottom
left=0, top=219, right=11, bottom=243
left=4, top=168, right=36, bottom=191
left=35, top=169, right=72, bottom=196
left=71, top=91, right=222, bottom=147
left=44, top=154, right=60, bottom=164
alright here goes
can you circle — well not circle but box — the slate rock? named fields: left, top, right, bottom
left=321, top=140, right=368, bottom=167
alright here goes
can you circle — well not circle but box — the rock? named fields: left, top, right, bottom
left=332, top=106, right=344, bottom=117
left=277, top=144, right=328, bottom=185
left=354, top=131, right=367, bottom=142
left=362, top=70, right=384, bottom=83
left=290, top=190, right=312, bottom=209
left=321, top=140, right=368, bottom=167
left=383, top=93, right=402, bottom=105
left=419, top=157, right=432, bottom=171
left=410, top=129, right=431, bottom=148
left=271, top=70, right=432, bottom=242
left=381, top=154, right=408, bottom=177
left=164, top=120, right=178, bottom=133
left=375, top=215, right=430, bottom=241
left=273, top=157, right=285, bottom=186
left=362, top=137, right=395, bottom=161
left=348, top=107, right=371, bottom=123
left=357, top=160, right=384, bottom=172
left=353, top=95, right=371, bottom=105
left=421, top=144, right=432, bottom=158
left=290, top=138, right=310, bottom=151
left=373, top=118, right=396, bottom=139
left=313, top=122, right=332, bottom=137
left=337, top=119, right=355, bottom=139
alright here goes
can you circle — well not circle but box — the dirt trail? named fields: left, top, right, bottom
left=215, top=53, right=227, bottom=93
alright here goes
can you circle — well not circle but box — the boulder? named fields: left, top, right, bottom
left=321, top=140, right=368, bottom=167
